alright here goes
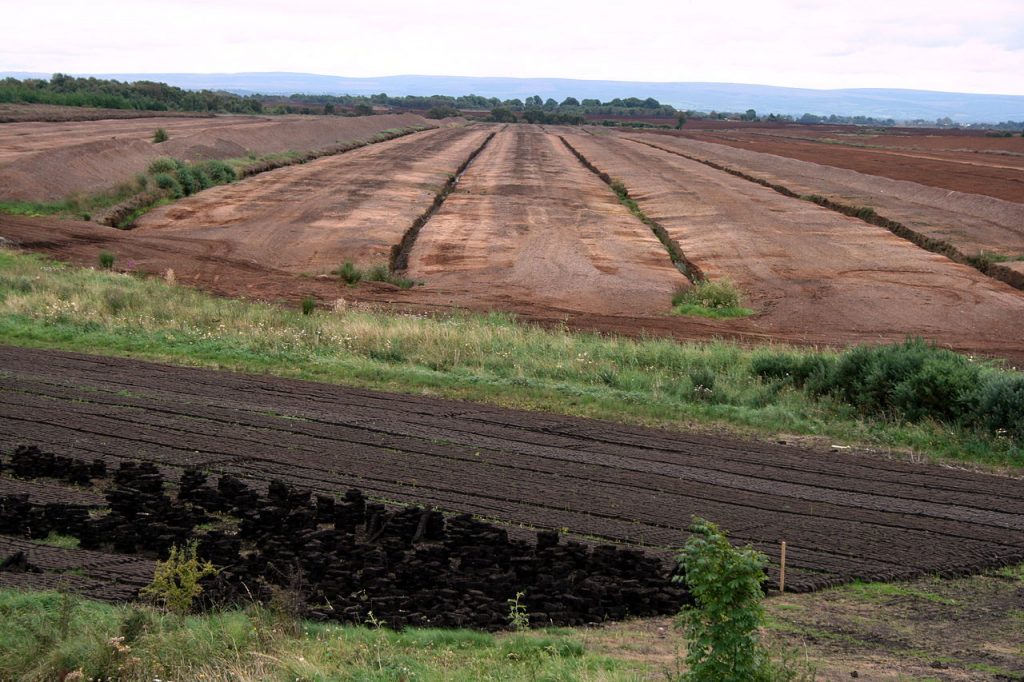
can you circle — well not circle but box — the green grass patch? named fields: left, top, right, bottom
left=0, top=588, right=636, bottom=681
left=332, top=260, right=419, bottom=289
left=841, top=581, right=958, bottom=606
left=967, top=251, right=1024, bottom=270
left=32, top=533, right=81, bottom=550
left=672, top=280, right=754, bottom=318
left=0, top=249, right=1021, bottom=467
left=0, top=180, right=141, bottom=221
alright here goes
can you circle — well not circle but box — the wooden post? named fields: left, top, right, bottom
left=779, top=540, right=787, bottom=593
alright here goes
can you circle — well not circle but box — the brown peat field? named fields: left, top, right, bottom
left=2, top=109, right=1024, bottom=680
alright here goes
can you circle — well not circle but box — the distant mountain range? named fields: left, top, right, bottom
left=5, top=72, right=1023, bottom=123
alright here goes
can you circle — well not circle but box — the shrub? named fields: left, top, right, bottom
left=976, top=373, right=1024, bottom=440
left=97, top=250, right=115, bottom=270
left=751, top=352, right=834, bottom=389
left=201, top=159, right=236, bottom=184
left=153, top=127, right=169, bottom=143
left=673, top=280, right=752, bottom=318
left=689, top=367, right=716, bottom=392
left=674, top=280, right=741, bottom=310
left=506, top=591, right=529, bottom=631
left=139, top=540, right=217, bottom=616
left=816, top=338, right=982, bottom=423
left=364, top=264, right=390, bottom=282
left=301, top=296, right=316, bottom=315
left=334, top=261, right=362, bottom=285
left=674, top=518, right=770, bottom=681
left=175, top=165, right=200, bottom=196
left=147, top=157, right=177, bottom=174
left=153, top=172, right=183, bottom=198
left=190, top=166, right=212, bottom=191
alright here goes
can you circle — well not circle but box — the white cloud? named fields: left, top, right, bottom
left=2, top=0, right=1022, bottom=94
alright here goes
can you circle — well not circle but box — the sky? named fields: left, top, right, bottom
left=4, top=0, right=1024, bottom=95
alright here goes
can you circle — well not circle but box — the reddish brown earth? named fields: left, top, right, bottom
left=679, top=127, right=1024, bottom=202
left=407, top=126, right=689, bottom=316
left=2, top=346, right=1023, bottom=595
left=560, top=129, right=1024, bottom=356
left=0, top=103, right=214, bottom=123
left=0, top=113, right=431, bottom=201
left=134, top=126, right=494, bottom=272
left=626, top=130, right=1024, bottom=260
left=3, top=119, right=1024, bottom=364
left=738, top=125, right=1024, bottom=155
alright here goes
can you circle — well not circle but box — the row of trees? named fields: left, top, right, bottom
left=0, top=74, right=264, bottom=113
left=7, top=75, right=1017, bottom=131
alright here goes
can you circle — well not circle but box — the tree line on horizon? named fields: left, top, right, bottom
left=2, top=74, right=1020, bottom=130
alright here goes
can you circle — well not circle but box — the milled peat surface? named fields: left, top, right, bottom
left=681, top=127, right=1024, bottom=203
left=0, top=113, right=431, bottom=201
left=133, top=126, right=493, bottom=272
left=3, top=118, right=1024, bottom=363
left=2, top=346, right=1023, bottom=598
left=405, top=126, right=689, bottom=316
left=636, top=130, right=1024, bottom=257
left=560, top=130, right=1024, bottom=354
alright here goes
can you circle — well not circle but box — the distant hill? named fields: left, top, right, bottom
left=4, top=72, right=1022, bottom=123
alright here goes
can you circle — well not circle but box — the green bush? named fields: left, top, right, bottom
left=751, top=352, right=834, bottom=389
left=153, top=172, right=183, bottom=198
left=689, top=367, right=716, bottom=392
left=201, top=159, right=236, bottom=184
left=97, top=250, right=115, bottom=270
left=674, top=518, right=770, bottom=681
left=334, top=261, right=362, bottom=285
left=139, top=540, right=217, bottom=616
left=673, top=280, right=753, bottom=319
left=364, top=264, right=390, bottom=282
left=816, top=338, right=982, bottom=423
left=674, top=280, right=742, bottom=310
left=976, top=373, right=1024, bottom=440
left=153, top=127, right=169, bottom=143
left=175, top=165, right=200, bottom=196
left=190, top=166, right=212, bottom=191
left=301, top=296, right=316, bottom=315
left=147, top=157, right=177, bottom=174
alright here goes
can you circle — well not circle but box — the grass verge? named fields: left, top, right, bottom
left=0, top=588, right=636, bottom=681
left=0, top=248, right=1021, bottom=467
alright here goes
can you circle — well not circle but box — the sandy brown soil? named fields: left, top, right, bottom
left=627, top=131, right=1024, bottom=260
left=680, top=128, right=1024, bottom=202
left=134, top=126, right=493, bottom=272
left=0, top=113, right=431, bottom=201
left=406, top=126, right=689, bottom=315
left=560, top=129, right=1024, bottom=355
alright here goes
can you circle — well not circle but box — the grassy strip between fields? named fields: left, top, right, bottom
left=0, top=588, right=637, bottom=682
left=0, top=248, right=1021, bottom=467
